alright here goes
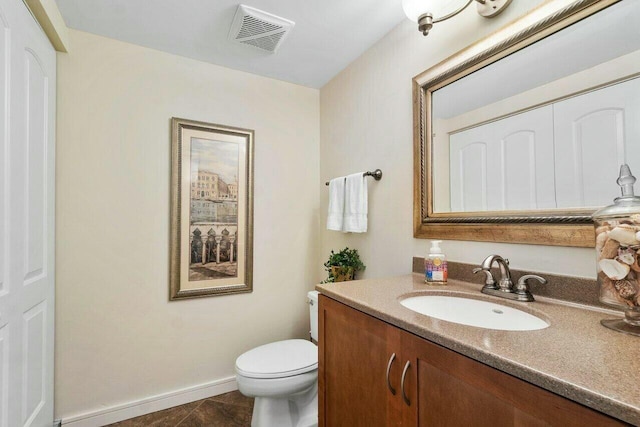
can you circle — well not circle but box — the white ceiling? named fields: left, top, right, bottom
left=54, top=0, right=407, bottom=88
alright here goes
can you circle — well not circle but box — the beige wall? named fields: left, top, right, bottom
left=56, top=30, right=320, bottom=419
left=320, top=2, right=595, bottom=280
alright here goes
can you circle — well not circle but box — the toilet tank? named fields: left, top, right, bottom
left=308, top=291, right=320, bottom=342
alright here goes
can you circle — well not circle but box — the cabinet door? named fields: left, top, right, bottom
left=401, top=332, right=625, bottom=427
left=553, top=77, right=640, bottom=208
left=319, top=296, right=403, bottom=426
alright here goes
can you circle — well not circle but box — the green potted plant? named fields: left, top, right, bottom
left=323, top=247, right=366, bottom=283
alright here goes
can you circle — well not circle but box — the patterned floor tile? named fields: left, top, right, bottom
left=107, top=400, right=203, bottom=427
left=208, top=391, right=254, bottom=409
left=176, top=399, right=252, bottom=427
left=105, top=392, right=254, bottom=427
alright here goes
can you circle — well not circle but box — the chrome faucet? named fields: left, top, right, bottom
left=481, top=255, right=513, bottom=291
left=473, top=255, right=547, bottom=302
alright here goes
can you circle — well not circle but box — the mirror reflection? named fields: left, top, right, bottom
left=431, top=1, right=640, bottom=214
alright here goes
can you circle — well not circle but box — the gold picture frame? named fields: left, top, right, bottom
left=170, top=118, right=254, bottom=300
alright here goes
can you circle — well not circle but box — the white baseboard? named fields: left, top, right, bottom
left=61, top=376, right=238, bottom=427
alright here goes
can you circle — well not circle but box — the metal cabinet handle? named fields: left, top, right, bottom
left=386, top=353, right=396, bottom=395
left=401, top=361, right=411, bottom=406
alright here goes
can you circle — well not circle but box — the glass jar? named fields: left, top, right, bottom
left=592, top=165, right=640, bottom=336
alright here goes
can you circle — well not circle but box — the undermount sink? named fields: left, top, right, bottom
left=400, top=295, right=549, bottom=331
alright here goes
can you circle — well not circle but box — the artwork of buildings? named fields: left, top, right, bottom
left=191, top=170, right=238, bottom=201
left=189, top=169, right=239, bottom=280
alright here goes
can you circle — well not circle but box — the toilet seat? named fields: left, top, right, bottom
left=236, top=339, right=317, bottom=379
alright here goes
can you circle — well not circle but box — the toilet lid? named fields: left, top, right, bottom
left=235, top=339, right=318, bottom=379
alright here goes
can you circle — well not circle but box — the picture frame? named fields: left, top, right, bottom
left=170, top=117, right=254, bottom=300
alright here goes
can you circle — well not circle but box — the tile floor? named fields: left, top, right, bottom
left=107, top=391, right=254, bottom=427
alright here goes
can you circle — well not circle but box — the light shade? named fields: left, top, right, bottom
left=402, top=0, right=467, bottom=22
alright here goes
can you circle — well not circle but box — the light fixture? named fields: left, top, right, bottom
left=402, top=0, right=513, bottom=36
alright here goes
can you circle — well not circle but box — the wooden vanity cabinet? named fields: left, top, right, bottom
left=318, top=294, right=403, bottom=426
left=318, top=295, right=627, bottom=427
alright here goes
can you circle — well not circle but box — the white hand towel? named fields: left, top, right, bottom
left=343, top=172, right=368, bottom=233
left=327, top=177, right=346, bottom=231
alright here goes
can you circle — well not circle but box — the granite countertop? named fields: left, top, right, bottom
left=316, top=274, right=640, bottom=426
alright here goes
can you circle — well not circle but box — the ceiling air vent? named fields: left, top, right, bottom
left=228, top=5, right=295, bottom=53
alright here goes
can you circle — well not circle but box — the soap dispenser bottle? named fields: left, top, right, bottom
left=425, top=240, right=447, bottom=285
left=592, top=164, right=640, bottom=336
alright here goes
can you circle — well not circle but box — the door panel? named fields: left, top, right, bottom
left=449, top=106, right=555, bottom=212
left=554, top=77, right=640, bottom=208
left=418, top=358, right=515, bottom=426
left=402, top=331, right=625, bottom=427
left=24, top=51, right=48, bottom=284
left=319, top=296, right=402, bottom=427
left=502, top=130, right=536, bottom=210
left=493, top=107, right=556, bottom=210
left=450, top=135, right=490, bottom=212
left=0, top=1, right=55, bottom=426
left=459, top=141, right=487, bottom=211
left=23, top=301, right=46, bottom=426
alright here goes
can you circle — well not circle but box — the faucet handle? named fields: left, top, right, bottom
left=515, top=274, right=547, bottom=300
left=473, top=267, right=497, bottom=288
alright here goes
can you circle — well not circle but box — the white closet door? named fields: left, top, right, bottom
left=449, top=130, right=490, bottom=212
left=449, top=106, right=555, bottom=212
left=492, top=106, right=556, bottom=211
left=554, top=77, right=640, bottom=208
left=0, top=1, right=56, bottom=426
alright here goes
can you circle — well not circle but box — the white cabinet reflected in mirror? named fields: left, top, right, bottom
left=414, top=0, right=639, bottom=246
left=439, top=78, right=640, bottom=213
left=432, top=0, right=640, bottom=213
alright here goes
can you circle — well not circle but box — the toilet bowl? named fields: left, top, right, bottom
left=235, top=291, right=319, bottom=427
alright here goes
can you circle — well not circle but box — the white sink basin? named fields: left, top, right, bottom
left=400, top=295, right=549, bottom=331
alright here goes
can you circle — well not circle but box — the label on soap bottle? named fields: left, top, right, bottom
left=425, top=257, right=448, bottom=283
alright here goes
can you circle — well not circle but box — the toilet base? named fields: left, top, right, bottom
left=251, top=382, right=318, bottom=427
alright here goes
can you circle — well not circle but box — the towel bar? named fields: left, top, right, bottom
left=325, top=169, right=382, bottom=186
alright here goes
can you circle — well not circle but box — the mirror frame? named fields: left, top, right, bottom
left=413, top=0, right=622, bottom=248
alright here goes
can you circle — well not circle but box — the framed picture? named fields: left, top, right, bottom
left=170, top=118, right=254, bottom=300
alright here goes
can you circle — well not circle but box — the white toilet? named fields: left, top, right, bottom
left=235, top=291, right=320, bottom=427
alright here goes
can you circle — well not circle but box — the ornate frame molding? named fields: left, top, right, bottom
left=170, top=117, right=254, bottom=299
left=413, top=0, right=622, bottom=247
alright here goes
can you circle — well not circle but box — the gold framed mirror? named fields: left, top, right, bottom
left=413, top=0, right=640, bottom=247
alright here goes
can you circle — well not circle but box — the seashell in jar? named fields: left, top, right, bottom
left=596, top=225, right=611, bottom=235
left=599, top=259, right=631, bottom=280
left=632, top=252, right=640, bottom=273
left=596, top=232, right=610, bottom=255
left=617, top=247, right=636, bottom=265
left=613, top=280, right=637, bottom=303
left=608, top=226, right=640, bottom=246
left=637, top=230, right=640, bottom=241
left=599, top=238, right=620, bottom=260
left=601, top=277, right=627, bottom=306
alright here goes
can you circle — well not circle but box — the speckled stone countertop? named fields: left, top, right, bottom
left=316, top=274, right=640, bottom=426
